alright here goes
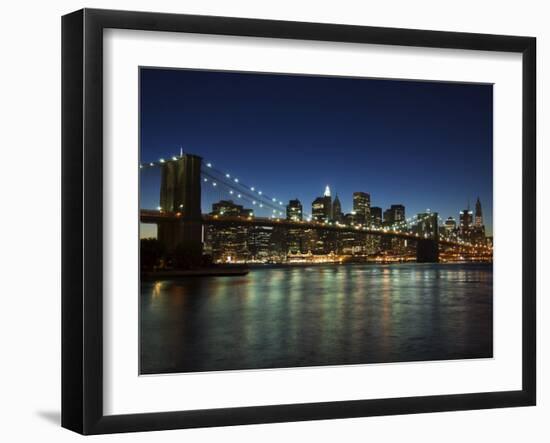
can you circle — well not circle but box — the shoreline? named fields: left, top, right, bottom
left=141, top=261, right=493, bottom=280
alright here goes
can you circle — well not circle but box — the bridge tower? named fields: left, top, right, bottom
left=416, top=212, right=439, bottom=263
left=157, top=154, right=203, bottom=266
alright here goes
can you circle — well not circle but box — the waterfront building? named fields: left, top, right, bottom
left=208, top=200, right=251, bottom=263
left=248, top=226, right=274, bottom=262
left=269, top=226, right=287, bottom=262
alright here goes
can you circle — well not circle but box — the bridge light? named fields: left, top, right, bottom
left=279, top=201, right=283, bottom=205
left=234, top=178, right=239, bottom=183
left=259, top=204, right=263, bottom=208
left=252, top=201, right=256, bottom=205
left=212, top=182, right=217, bottom=187
left=229, top=190, right=234, bottom=194
left=225, top=173, right=230, bottom=178
left=150, top=162, right=154, bottom=166
left=157, top=206, right=162, bottom=211
left=258, top=191, right=262, bottom=195
left=159, top=158, right=165, bottom=163
left=207, top=163, right=212, bottom=168
left=251, top=187, right=255, bottom=191
left=204, top=178, right=208, bottom=182
left=237, top=194, right=241, bottom=198
left=272, top=198, right=276, bottom=202
left=172, top=156, right=177, bottom=161
left=139, top=164, right=143, bottom=168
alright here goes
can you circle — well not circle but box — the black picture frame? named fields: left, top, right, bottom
left=62, top=8, right=536, bottom=435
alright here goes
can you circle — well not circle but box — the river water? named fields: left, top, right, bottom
left=140, top=263, right=492, bottom=374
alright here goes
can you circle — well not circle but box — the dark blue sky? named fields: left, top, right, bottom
left=140, top=68, right=493, bottom=234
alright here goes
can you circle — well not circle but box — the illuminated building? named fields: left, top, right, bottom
left=248, top=226, right=274, bottom=262
left=286, top=198, right=304, bottom=255
left=383, top=204, right=405, bottom=225
left=208, top=200, right=251, bottom=263
left=286, top=199, right=303, bottom=221
left=459, top=207, right=473, bottom=241
left=312, top=185, right=332, bottom=222
left=444, top=216, right=457, bottom=232
left=370, top=206, right=382, bottom=227
left=442, top=216, right=458, bottom=240
left=353, top=192, right=371, bottom=225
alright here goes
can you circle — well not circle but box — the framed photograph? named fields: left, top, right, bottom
left=62, top=8, right=536, bottom=434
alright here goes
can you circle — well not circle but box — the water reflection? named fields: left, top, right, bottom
left=140, top=263, right=493, bottom=374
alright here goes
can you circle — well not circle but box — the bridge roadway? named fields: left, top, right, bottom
left=140, top=209, right=467, bottom=248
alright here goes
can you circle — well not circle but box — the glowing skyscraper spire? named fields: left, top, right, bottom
left=324, top=185, right=331, bottom=197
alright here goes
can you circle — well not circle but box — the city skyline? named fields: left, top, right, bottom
left=140, top=68, right=493, bottom=236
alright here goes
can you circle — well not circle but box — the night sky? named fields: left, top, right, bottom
left=140, top=68, right=493, bottom=236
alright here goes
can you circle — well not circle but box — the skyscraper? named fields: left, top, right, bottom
left=286, top=199, right=304, bottom=255
left=286, top=199, right=303, bottom=221
left=208, top=200, right=251, bottom=262
left=353, top=192, right=371, bottom=225
left=332, top=194, right=343, bottom=222
left=443, top=216, right=457, bottom=239
left=475, top=197, right=483, bottom=227
left=391, top=204, right=405, bottom=223
left=312, top=185, right=332, bottom=222
left=472, top=197, right=486, bottom=244
left=370, top=206, right=382, bottom=227
left=459, top=207, right=473, bottom=241
left=383, top=204, right=405, bottom=225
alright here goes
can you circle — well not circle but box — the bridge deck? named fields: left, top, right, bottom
left=140, top=209, right=473, bottom=248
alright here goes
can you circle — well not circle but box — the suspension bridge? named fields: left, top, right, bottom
left=140, top=152, right=484, bottom=264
